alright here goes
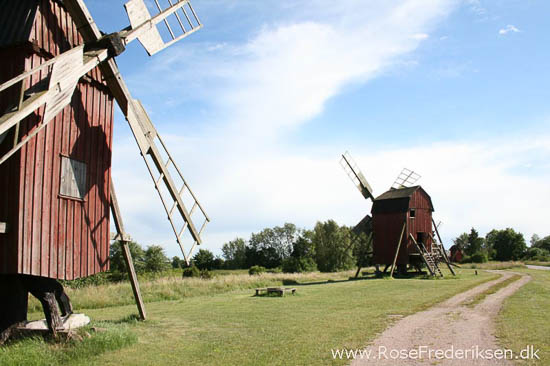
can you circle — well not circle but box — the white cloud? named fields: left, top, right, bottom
left=130, top=0, right=456, bottom=137
left=411, top=33, right=430, bottom=40
left=466, top=0, right=487, bottom=16
left=110, top=0, right=546, bottom=259
left=499, top=24, right=520, bottom=35
left=113, top=132, right=550, bottom=257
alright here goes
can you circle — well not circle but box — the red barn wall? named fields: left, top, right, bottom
left=0, top=0, right=114, bottom=280
left=373, top=212, right=407, bottom=265
left=405, top=189, right=433, bottom=253
left=372, top=187, right=434, bottom=265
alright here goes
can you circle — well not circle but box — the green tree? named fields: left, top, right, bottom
left=171, top=256, right=184, bottom=269
left=464, top=228, right=484, bottom=256
left=312, top=220, right=354, bottom=272
left=291, top=230, right=315, bottom=259
left=221, top=238, right=247, bottom=269
left=532, top=235, right=550, bottom=252
left=452, top=233, right=468, bottom=251
left=109, top=241, right=145, bottom=273
left=246, top=223, right=300, bottom=268
left=530, top=234, right=541, bottom=247
left=144, top=245, right=170, bottom=272
left=487, top=228, right=527, bottom=261
left=192, top=249, right=215, bottom=270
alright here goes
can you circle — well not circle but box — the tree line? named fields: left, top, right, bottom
left=109, top=224, right=550, bottom=275
left=452, top=228, right=550, bottom=263
left=109, top=220, right=370, bottom=274
left=194, top=221, right=371, bottom=273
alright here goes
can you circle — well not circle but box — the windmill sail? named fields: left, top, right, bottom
left=124, top=0, right=202, bottom=56
left=0, top=0, right=201, bottom=151
left=61, top=0, right=209, bottom=264
left=391, top=168, right=421, bottom=189
left=340, top=151, right=374, bottom=201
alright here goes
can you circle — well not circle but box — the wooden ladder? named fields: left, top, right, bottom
left=131, top=101, right=209, bottom=265
left=410, top=234, right=443, bottom=277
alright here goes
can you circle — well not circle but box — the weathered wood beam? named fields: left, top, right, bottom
left=390, top=220, right=407, bottom=278
left=110, top=180, right=146, bottom=320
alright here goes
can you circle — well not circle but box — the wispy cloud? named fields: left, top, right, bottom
left=117, top=0, right=461, bottom=256
left=466, top=0, right=487, bottom=16
left=113, top=133, right=550, bottom=256
left=499, top=24, right=521, bottom=35
left=130, top=0, right=456, bottom=136
left=110, top=0, right=546, bottom=258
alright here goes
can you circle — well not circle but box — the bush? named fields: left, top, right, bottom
left=200, top=269, right=213, bottom=279
left=470, top=252, right=488, bottom=263
left=144, top=245, right=170, bottom=272
left=248, top=265, right=266, bottom=275
left=523, top=247, right=550, bottom=262
left=281, top=257, right=317, bottom=273
left=182, top=265, right=200, bottom=278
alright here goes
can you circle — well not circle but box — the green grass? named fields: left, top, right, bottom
left=16, top=268, right=497, bottom=366
left=0, top=322, right=137, bottom=366
left=463, top=274, right=522, bottom=307
left=461, top=261, right=526, bottom=270
left=28, top=270, right=360, bottom=312
left=497, top=268, right=550, bottom=365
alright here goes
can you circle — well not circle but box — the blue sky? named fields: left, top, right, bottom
left=86, top=0, right=549, bottom=257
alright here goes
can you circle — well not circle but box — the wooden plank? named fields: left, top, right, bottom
left=72, top=88, right=83, bottom=280
left=390, top=220, right=407, bottom=278
left=110, top=183, right=145, bottom=320
left=409, top=234, right=435, bottom=276
left=121, top=235, right=146, bottom=320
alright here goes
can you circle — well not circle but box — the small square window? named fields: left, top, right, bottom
left=60, top=156, right=87, bottom=199
left=410, top=209, right=416, bottom=218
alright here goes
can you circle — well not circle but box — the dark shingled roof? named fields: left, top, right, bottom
left=374, top=186, right=420, bottom=201
left=0, top=0, right=39, bottom=48
left=371, top=186, right=434, bottom=213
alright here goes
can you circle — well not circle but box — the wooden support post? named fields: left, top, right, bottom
left=431, top=219, right=456, bottom=276
left=110, top=180, right=146, bottom=320
left=121, top=242, right=146, bottom=320
left=390, top=221, right=407, bottom=278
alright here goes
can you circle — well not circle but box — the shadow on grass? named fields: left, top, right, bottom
left=103, top=314, right=141, bottom=324
left=281, top=271, right=432, bottom=287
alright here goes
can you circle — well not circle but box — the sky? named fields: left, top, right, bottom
left=85, top=0, right=550, bottom=258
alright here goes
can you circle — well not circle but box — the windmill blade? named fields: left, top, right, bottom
left=123, top=0, right=202, bottom=56
left=352, top=214, right=373, bottom=236
left=391, top=168, right=421, bottom=189
left=63, top=0, right=208, bottom=264
left=0, top=0, right=201, bottom=158
left=0, top=46, right=108, bottom=137
left=340, top=151, right=374, bottom=201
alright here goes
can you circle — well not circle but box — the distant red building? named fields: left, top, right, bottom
left=0, top=0, right=114, bottom=280
left=371, top=186, right=434, bottom=267
left=449, top=245, right=464, bottom=263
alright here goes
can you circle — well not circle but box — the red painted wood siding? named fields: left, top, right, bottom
left=406, top=189, right=433, bottom=253
left=372, top=187, right=433, bottom=265
left=0, top=1, right=114, bottom=280
left=373, top=212, right=408, bottom=265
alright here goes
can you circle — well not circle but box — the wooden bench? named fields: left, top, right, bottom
left=255, top=287, right=296, bottom=296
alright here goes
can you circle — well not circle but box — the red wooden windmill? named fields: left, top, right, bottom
left=340, top=151, right=455, bottom=277
left=0, top=0, right=209, bottom=337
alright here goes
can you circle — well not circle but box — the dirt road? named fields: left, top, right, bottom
left=526, top=264, right=550, bottom=271
left=351, top=271, right=531, bottom=365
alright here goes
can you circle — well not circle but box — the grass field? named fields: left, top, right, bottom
left=497, top=268, right=550, bottom=365
left=2, top=268, right=498, bottom=366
